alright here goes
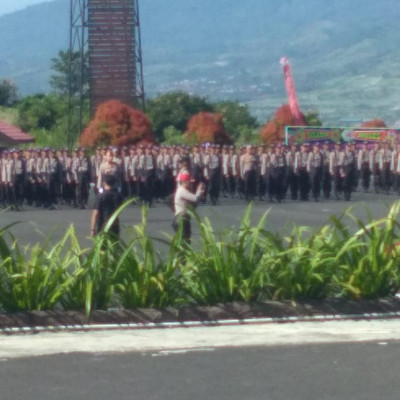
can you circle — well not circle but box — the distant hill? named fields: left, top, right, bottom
left=1, top=0, right=400, bottom=124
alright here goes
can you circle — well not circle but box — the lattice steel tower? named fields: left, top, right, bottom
left=69, top=0, right=145, bottom=146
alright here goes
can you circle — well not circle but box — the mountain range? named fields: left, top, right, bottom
left=1, top=0, right=400, bottom=125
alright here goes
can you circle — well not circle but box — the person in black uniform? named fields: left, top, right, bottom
left=90, top=175, right=123, bottom=237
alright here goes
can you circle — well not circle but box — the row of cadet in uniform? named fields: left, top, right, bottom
left=0, top=141, right=397, bottom=209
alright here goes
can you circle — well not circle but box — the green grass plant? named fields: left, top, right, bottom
left=180, top=206, right=271, bottom=304
left=261, top=224, right=337, bottom=300
left=329, top=203, right=400, bottom=299
left=114, top=207, right=185, bottom=309
left=0, top=225, right=80, bottom=312
left=0, top=201, right=400, bottom=314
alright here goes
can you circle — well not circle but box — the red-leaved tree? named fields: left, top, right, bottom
left=361, top=119, right=387, bottom=128
left=260, top=104, right=303, bottom=144
left=185, top=112, right=233, bottom=144
left=80, top=100, right=154, bottom=147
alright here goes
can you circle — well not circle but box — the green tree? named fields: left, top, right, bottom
left=214, top=100, right=259, bottom=139
left=15, top=94, right=77, bottom=147
left=50, top=50, right=88, bottom=96
left=163, top=126, right=186, bottom=145
left=303, top=110, right=322, bottom=126
left=17, top=94, right=67, bottom=131
left=146, top=91, right=214, bottom=142
left=0, top=79, right=18, bottom=106
left=235, top=126, right=261, bottom=146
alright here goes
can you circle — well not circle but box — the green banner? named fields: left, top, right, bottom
left=285, top=126, right=400, bottom=145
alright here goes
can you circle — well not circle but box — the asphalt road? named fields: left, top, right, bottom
left=1, top=341, right=399, bottom=400
left=0, top=190, right=399, bottom=250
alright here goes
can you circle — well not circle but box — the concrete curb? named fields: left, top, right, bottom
left=3, top=310, right=400, bottom=335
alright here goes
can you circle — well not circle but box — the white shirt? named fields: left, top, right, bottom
left=174, top=185, right=203, bottom=216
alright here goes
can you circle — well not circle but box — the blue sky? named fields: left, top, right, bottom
left=0, top=0, right=53, bottom=16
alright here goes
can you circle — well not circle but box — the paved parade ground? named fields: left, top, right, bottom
left=1, top=190, right=399, bottom=248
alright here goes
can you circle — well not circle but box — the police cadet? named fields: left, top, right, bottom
left=201, top=145, right=210, bottom=202
left=62, top=148, right=75, bottom=206
left=221, top=145, right=230, bottom=198
left=240, top=145, right=257, bottom=202
left=381, top=141, right=392, bottom=194
left=70, top=148, right=82, bottom=208
left=330, top=143, right=344, bottom=200
left=25, top=149, right=35, bottom=206
left=307, top=143, right=323, bottom=201
left=228, top=145, right=239, bottom=198
left=152, top=146, right=162, bottom=201
left=391, top=143, right=400, bottom=193
left=13, top=149, right=25, bottom=210
left=90, top=147, right=103, bottom=194
left=370, top=142, right=382, bottom=193
left=270, top=144, right=286, bottom=203
left=139, top=145, right=155, bottom=206
left=295, top=143, right=310, bottom=201
left=321, top=141, right=332, bottom=199
left=156, top=146, right=172, bottom=200
left=393, top=143, right=400, bottom=194
left=190, top=145, right=203, bottom=190
left=126, top=146, right=138, bottom=199
left=120, top=146, right=130, bottom=200
left=208, top=145, right=221, bottom=205
left=258, top=145, right=268, bottom=201
left=97, top=148, right=121, bottom=194
left=43, top=148, right=55, bottom=208
left=357, top=141, right=371, bottom=192
left=47, top=148, right=62, bottom=209
left=350, top=142, right=358, bottom=191
left=3, top=150, right=15, bottom=208
left=0, top=151, right=3, bottom=206
left=172, top=146, right=181, bottom=184
left=286, top=144, right=298, bottom=200
left=36, top=149, right=46, bottom=207
left=76, top=148, right=91, bottom=209
left=343, top=143, right=356, bottom=201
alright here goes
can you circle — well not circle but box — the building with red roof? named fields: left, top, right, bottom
left=0, top=119, right=34, bottom=147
